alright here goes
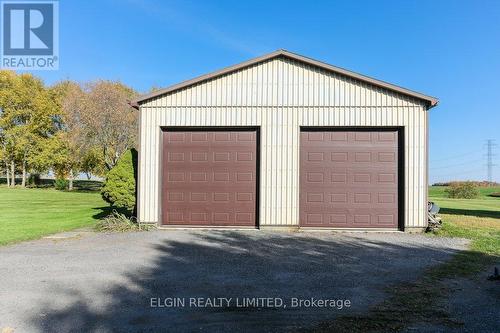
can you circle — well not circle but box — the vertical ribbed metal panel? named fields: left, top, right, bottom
left=138, top=58, right=428, bottom=228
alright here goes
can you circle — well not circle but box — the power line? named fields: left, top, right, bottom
left=430, top=150, right=480, bottom=162
left=430, top=168, right=485, bottom=177
left=486, top=139, right=497, bottom=183
left=430, top=158, right=483, bottom=170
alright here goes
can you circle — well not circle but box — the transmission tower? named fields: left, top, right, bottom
left=486, top=139, right=497, bottom=184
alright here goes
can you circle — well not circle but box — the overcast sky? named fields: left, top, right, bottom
left=32, top=0, right=500, bottom=183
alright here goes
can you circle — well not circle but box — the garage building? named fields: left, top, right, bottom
left=132, top=50, right=437, bottom=231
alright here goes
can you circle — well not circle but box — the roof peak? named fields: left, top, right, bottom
left=132, top=50, right=438, bottom=109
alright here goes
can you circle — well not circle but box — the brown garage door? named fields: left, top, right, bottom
left=300, top=130, right=399, bottom=228
left=162, top=130, right=257, bottom=227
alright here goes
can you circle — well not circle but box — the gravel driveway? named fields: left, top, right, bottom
left=0, top=230, right=468, bottom=332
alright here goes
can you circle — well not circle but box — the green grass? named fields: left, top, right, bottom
left=0, top=186, right=110, bottom=246
left=429, top=185, right=500, bottom=199
left=429, top=185, right=500, bottom=219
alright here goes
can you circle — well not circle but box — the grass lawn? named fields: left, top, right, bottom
left=428, top=185, right=500, bottom=275
left=0, top=186, right=109, bottom=246
left=429, top=185, right=500, bottom=218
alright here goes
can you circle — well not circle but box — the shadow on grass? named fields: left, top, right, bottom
left=439, top=208, right=500, bottom=219
left=23, top=231, right=474, bottom=332
left=73, top=180, right=103, bottom=192
left=91, top=206, right=129, bottom=220
left=0, top=178, right=103, bottom=192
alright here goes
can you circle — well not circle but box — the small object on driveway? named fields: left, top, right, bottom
left=487, top=267, right=500, bottom=281
left=426, top=201, right=442, bottom=232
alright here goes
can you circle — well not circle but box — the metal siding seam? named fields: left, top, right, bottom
left=407, top=106, right=412, bottom=227
left=409, top=106, right=415, bottom=227
left=240, top=69, right=246, bottom=106
left=151, top=110, right=156, bottom=222
left=154, top=110, right=160, bottom=222
left=279, top=106, right=284, bottom=224
left=155, top=111, right=161, bottom=223
left=419, top=108, right=424, bottom=227
left=277, top=58, right=283, bottom=107
left=414, top=107, right=419, bottom=227
left=403, top=107, right=409, bottom=228
left=269, top=107, right=274, bottom=224
left=286, top=107, right=291, bottom=224
left=271, top=106, right=277, bottom=224
left=279, top=106, right=283, bottom=225
left=424, top=109, right=429, bottom=227
left=416, top=107, right=421, bottom=227
left=146, top=109, right=153, bottom=222
left=415, top=107, right=420, bottom=227
left=287, top=107, right=292, bottom=224
left=420, top=108, right=426, bottom=227
left=314, top=67, right=319, bottom=106
left=276, top=105, right=281, bottom=224
left=263, top=107, right=269, bottom=224
left=294, top=107, right=299, bottom=225
left=142, top=109, right=148, bottom=221
left=416, top=108, right=421, bottom=227
left=137, top=107, right=144, bottom=222
left=259, top=108, right=265, bottom=224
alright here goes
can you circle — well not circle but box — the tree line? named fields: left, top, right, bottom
left=0, top=70, right=138, bottom=190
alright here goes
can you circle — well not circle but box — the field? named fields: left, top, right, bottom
left=429, top=186, right=500, bottom=218
left=0, top=186, right=107, bottom=246
left=428, top=185, right=500, bottom=258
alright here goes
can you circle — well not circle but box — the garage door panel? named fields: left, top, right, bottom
left=302, top=213, right=396, bottom=228
left=162, top=130, right=257, bottom=226
left=300, top=130, right=399, bottom=228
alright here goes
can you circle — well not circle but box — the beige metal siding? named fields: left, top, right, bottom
left=138, top=58, right=428, bottom=228
left=143, top=58, right=423, bottom=108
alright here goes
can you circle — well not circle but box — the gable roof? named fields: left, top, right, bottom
left=131, top=49, right=438, bottom=109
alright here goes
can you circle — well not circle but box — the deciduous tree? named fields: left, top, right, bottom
left=0, top=70, right=58, bottom=187
left=82, top=81, right=138, bottom=171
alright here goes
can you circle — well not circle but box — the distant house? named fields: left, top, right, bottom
left=131, top=50, right=437, bottom=231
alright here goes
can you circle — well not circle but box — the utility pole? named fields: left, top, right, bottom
left=486, top=139, right=497, bottom=185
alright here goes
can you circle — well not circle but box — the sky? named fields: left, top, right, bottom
left=27, top=0, right=500, bottom=183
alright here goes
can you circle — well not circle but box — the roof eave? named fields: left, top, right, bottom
left=128, top=100, right=139, bottom=110
left=132, top=49, right=438, bottom=109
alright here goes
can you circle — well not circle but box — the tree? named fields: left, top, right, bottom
left=81, top=81, right=138, bottom=171
left=0, top=70, right=59, bottom=187
left=0, top=73, right=138, bottom=189
left=50, top=81, right=87, bottom=190
left=445, top=182, right=480, bottom=199
left=0, top=127, right=11, bottom=186
left=101, top=148, right=138, bottom=214
left=0, top=70, right=18, bottom=187
left=55, top=80, right=138, bottom=186
left=80, top=147, right=105, bottom=179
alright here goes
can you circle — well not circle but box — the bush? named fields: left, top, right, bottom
left=101, top=148, right=138, bottom=214
left=28, top=174, right=41, bottom=187
left=54, top=178, right=68, bottom=191
left=434, top=181, right=500, bottom=187
left=95, top=210, right=154, bottom=232
left=444, top=182, right=479, bottom=199
left=489, top=192, right=500, bottom=198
